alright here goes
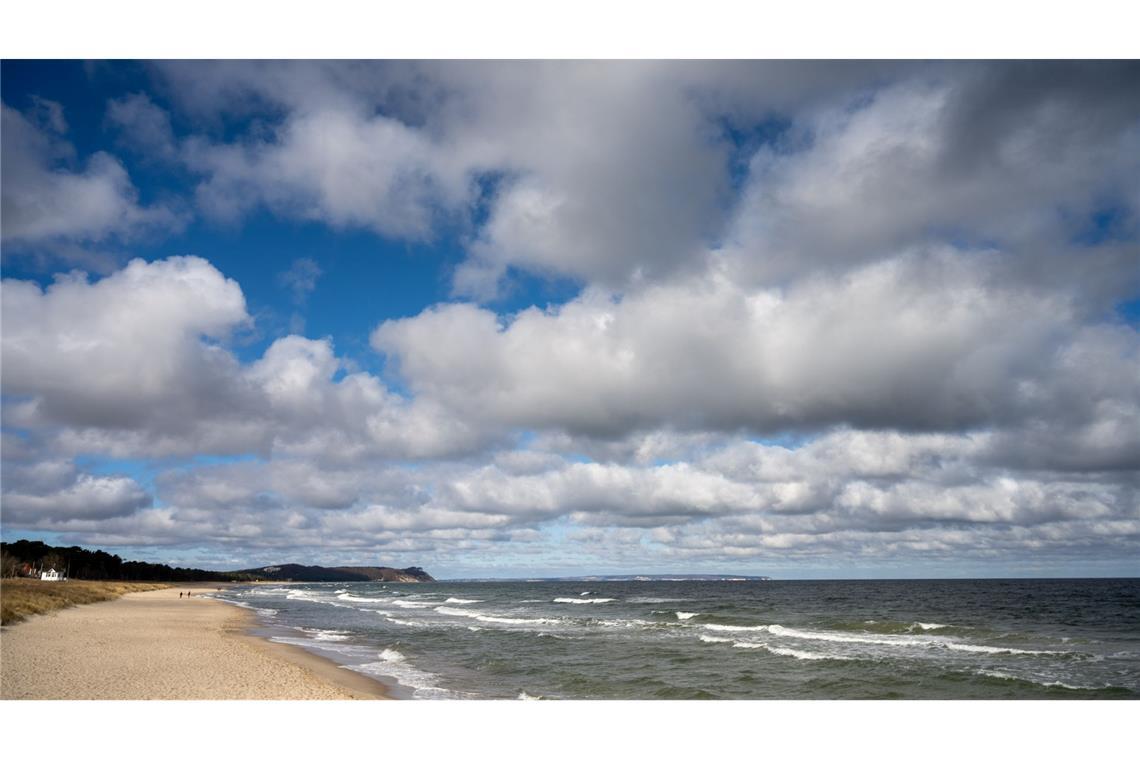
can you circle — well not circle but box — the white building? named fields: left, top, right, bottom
left=40, top=568, right=62, bottom=581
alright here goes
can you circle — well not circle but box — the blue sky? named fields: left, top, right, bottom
left=2, top=61, right=1138, bottom=578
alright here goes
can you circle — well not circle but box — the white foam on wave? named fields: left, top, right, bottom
left=627, top=597, right=684, bottom=604
left=767, top=624, right=1063, bottom=657
left=913, top=622, right=948, bottom=631
left=977, top=669, right=1097, bottom=691
left=553, top=597, right=614, bottom=604
left=943, top=642, right=1058, bottom=656
left=518, top=691, right=542, bottom=700
left=286, top=589, right=317, bottom=601
left=444, top=597, right=483, bottom=604
left=436, top=605, right=482, bottom=619
left=478, top=614, right=560, bottom=626
left=392, top=599, right=438, bottom=608
left=767, top=624, right=925, bottom=648
left=335, top=592, right=386, bottom=604
left=436, top=606, right=559, bottom=626
left=285, top=589, right=351, bottom=608
left=700, top=632, right=853, bottom=661
left=699, top=634, right=734, bottom=643
left=675, top=612, right=700, bottom=620
left=300, top=627, right=352, bottom=642
left=375, top=611, right=426, bottom=627
left=764, top=644, right=853, bottom=661
left=350, top=648, right=459, bottom=699
left=703, top=623, right=769, bottom=632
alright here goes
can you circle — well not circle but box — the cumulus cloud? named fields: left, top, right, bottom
left=1, top=256, right=497, bottom=462
left=1, top=62, right=1137, bottom=574
left=183, top=106, right=466, bottom=237
left=149, top=61, right=902, bottom=297
left=147, top=61, right=1139, bottom=303
left=1, top=256, right=252, bottom=438
left=372, top=248, right=1136, bottom=441
left=723, top=64, right=1140, bottom=295
left=7, top=428, right=1133, bottom=572
left=1, top=102, right=182, bottom=245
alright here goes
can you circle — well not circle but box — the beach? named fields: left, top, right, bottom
left=0, top=584, right=389, bottom=700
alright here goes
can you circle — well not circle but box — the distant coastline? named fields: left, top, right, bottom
left=447, top=573, right=772, bottom=582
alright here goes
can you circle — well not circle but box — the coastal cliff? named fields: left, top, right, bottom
left=237, top=563, right=435, bottom=583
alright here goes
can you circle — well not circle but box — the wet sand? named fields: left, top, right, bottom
left=0, top=584, right=390, bottom=700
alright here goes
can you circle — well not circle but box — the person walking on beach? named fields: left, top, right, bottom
left=179, top=592, right=183, bottom=598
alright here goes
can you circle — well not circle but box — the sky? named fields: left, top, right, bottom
left=1, top=60, right=1138, bottom=579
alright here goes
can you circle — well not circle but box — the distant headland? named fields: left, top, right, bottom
left=237, top=563, right=434, bottom=583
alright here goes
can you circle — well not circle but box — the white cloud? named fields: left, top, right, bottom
left=1, top=256, right=497, bottom=461
left=184, top=106, right=467, bottom=237
left=723, top=71, right=1140, bottom=289
left=373, top=248, right=1132, bottom=440
left=2, top=63, right=1138, bottom=574
left=3, top=467, right=151, bottom=525
left=1, top=102, right=182, bottom=245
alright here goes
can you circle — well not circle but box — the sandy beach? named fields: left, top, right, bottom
left=0, top=584, right=389, bottom=700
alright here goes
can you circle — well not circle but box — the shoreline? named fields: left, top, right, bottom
left=0, top=583, right=390, bottom=700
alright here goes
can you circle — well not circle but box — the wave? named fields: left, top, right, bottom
left=392, top=599, right=438, bottom=608
left=626, top=597, right=684, bottom=604
left=942, top=642, right=1060, bottom=656
left=435, top=606, right=482, bottom=619
left=284, top=590, right=352, bottom=608
left=517, top=691, right=542, bottom=700
left=699, top=633, right=853, bottom=661
left=699, top=634, right=734, bottom=643
left=976, top=669, right=1103, bottom=691
left=675, top=612, right=700, bottom=620
left=913, top=622, right=948, bottom=631
left=765, top=645, right=853, bottom=661
left=703, top=623, right=769, bottom=632
left=444, top=597, right=483, bottom=604
left=300, top=627, right=352, bottom=642
left=335, top=592, right=387, bottom=604
left=436, top=606, right=560, bottom=626
left=477, top=614, right=560, bottom=626
left=766, top=624, right=1065, bottom=657
left=375, top=611, right=426, bottom=627
left=553, top=597, right=614, bottom=604
left=352, top=651, right=457, bottom=699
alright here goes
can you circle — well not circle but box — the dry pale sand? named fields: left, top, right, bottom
left=0, top=584, right=390, bottom=700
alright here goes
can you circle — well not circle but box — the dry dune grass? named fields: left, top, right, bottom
left=0, top=578, right=170, bottom=625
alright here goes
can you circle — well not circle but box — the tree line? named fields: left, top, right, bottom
left=0, top=540, right=254, bottom=582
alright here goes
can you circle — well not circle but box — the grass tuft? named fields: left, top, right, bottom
left=0, top=578, right=170, bottom=625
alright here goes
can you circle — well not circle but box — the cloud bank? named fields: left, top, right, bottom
left=2, top=61, right=1137, bottom=576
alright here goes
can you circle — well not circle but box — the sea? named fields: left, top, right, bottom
left=210, top=578, right=1140, bottom=699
